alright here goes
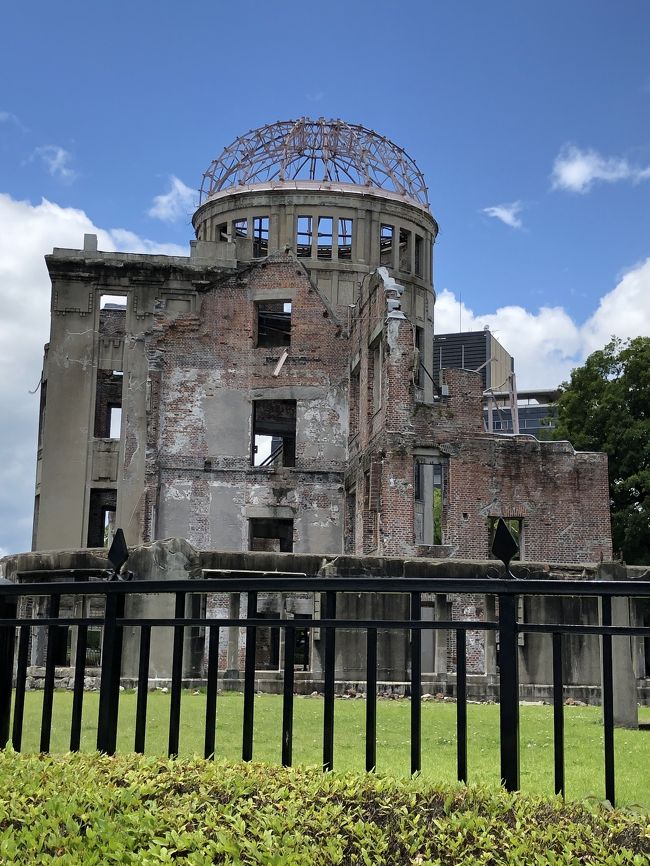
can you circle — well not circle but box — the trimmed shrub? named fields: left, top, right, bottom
left=0, top=751, right=648, bottom=864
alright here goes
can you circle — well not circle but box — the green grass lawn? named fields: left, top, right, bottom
left=12, top=690, right=650, bottom=808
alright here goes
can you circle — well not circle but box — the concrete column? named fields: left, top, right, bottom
left=434, top=594, right=448, bottom=674
left=226, top=593, right=241, bottom=675
left=610, top=596, right=638, bottom=729
left=485, top=594, right=497, bottom=675
left=30, top=596, right=48, bottom=666
left=597, top=563, right=638, bottom=729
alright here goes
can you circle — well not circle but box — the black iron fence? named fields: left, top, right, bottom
left=1, top=572, right=650, bottom=807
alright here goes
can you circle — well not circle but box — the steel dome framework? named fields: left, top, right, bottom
left=199, top=118, right=429, bottom=207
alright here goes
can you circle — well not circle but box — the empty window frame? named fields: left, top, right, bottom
left=317, top=216, right=333, bottom=260
left=233, top=218, right=248, bottom=238
left=349, top=365, right=360, bottom=438
left=371, top=340, right=382, bottom=413
left=414, top=459, right=444, bottom=545
left=489, top=517, right=523, bottom=560
left=414, top=327, right=425, bottom=389
left=296, top=216, right=312, bottom=257
left=399, top=228, right=412, bottom=273
left=253, top=216, right=269, bottom=257
left=99, top=294, right=127, bottom=310
left=256, top=300, right=291, bottom=347
left=251, top=399, right=296, bottom=468
left=249, top=517, right=294, bottom=552
left=37, top=380, right=47, bottom=448
left=379, top=224, right=394, bottom=266
left=94, top=370, right=124, bottom=438
left=87, top=488, right=117, bottom=548
left=214, top=221, right=228, bottom=242
left=338, top=218, right=352, bottom=260
left=414, top=235, right=423, bottom=276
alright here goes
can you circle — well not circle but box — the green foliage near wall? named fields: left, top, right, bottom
left=553, top=337, right=650, bottom=564
left=1, top=752, right=648, bottom=865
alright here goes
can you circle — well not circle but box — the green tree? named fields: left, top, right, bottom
left=553, top=336, right=650, bottom=564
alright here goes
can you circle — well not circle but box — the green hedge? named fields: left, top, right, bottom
left=0, top=751, right=648, bottom=864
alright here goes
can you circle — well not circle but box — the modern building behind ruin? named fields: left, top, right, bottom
left=32, top=118, right=612, bottom=566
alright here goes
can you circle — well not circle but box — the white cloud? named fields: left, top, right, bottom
left=148, top=176, right=196, bottom=223
left=435, top=256, right=650, bottom=390
left=0, top=110, right=24, bottom=129
left=482, top=201, right=523, bottom=229
left=0, top=193, right=187, bottom=557
left=551, top=144, right=650, bottom=193
left=33, top=145, right=77, bottom=182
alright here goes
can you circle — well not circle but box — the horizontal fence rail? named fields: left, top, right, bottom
left=1, top=574, right=650, bottom=807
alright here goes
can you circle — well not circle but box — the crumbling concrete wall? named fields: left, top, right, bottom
left=143, top=253, right=349, bottom=555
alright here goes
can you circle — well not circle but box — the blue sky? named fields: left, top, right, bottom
left=1, top=0, right=650, bottom=554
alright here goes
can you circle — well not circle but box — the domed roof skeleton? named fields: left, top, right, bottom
left=199, top=118, right=430, bottom=208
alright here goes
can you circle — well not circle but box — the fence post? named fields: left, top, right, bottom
left=97, top=592, right=125, bottom=754
left=0, top=582, right=17, bottom=748
left=498, top=592, right=520, bottom=791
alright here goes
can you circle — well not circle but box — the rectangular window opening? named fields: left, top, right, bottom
left=489, top=517, right=523, bottom=560
left=252, top=400, right=296, bottom=468
left=296, top=216, right=312, bottom=257
left=415, top=235, right=423, bottom=276
left=99, top=294, right=127, bottom=310
left=87, top=488, right=117, bottom=548
left=253, top=216, right=269, bottom=257
left=414, top=459, right=444, bottom=545
left=399, top=228, right=412, bottom=273
left=338, top=218, right=352, bottom=260
left=214, top=221, right=229, bottom=242
left=317, top=216, right=333, bottom=260
left=415, top=326, right=425, bottom=389
left=94, top=370, right=124, bottom=438
left=379, top=224, right=394, bottom=267
left=256, top=300, right=291, bottom=348
left=37, top=380, right=47, bottom=448
left=371, top=341, right=382, bottom=413
left=349, top=366, right=360, bottom=438
left=233, top=218, right=248, bottom=238
left=249, top=517, right=294, bottom=552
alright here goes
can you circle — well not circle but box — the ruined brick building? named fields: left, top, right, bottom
left=33, top=118, right=612, bottom=564
left=20, top=118, right=650, bottom=704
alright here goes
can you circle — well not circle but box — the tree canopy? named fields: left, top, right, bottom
left=553, top=336, right=650, bottom=564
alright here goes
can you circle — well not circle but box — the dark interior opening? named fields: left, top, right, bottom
left=252, top=400, right=296, bottom=467
left=87, top=488, right=117, bottom=547
left=257, top=301, right=291, bottom=348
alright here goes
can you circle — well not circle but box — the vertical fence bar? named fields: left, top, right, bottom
left=0, top=590, right=17, bottom=749
left=168, top=591, right=186, bottom=757
left=552, top=632, right=565, bottom=797
left=456, top=628, right=468, bottom=783
left=40, top=594, right=61, bottom=753
left=322, top=590, right=336, bottom=771
left=281, top=624, right=296, bottom=767
left=134, top=624, right=151, bottom=754
left=498, top=592, right=520, bottom=792
left=97, top=592, right=125, bottom=754
left=601, top=595, right=615, bottom=806
left=70, top=623, right=88, bottom=752
left=204, top=624, right=220, bottom=759
left=410, top=592, right=422, bottom=775
left=365, top=627, right=377, bottom=772
left=242, top=590, right=257, bottom=761
left=11, top=624, right=30, bottom=751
